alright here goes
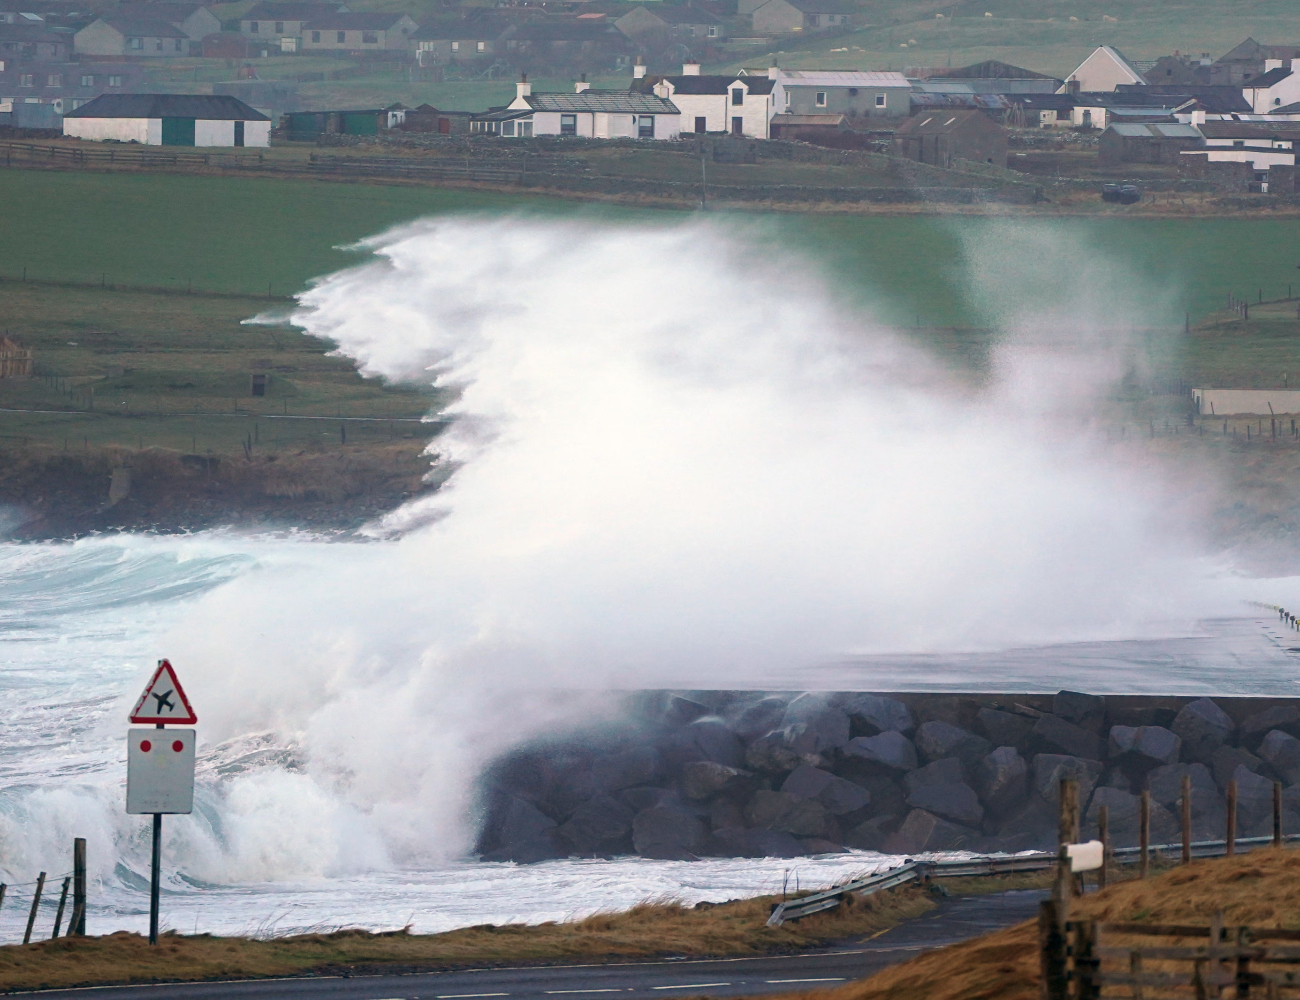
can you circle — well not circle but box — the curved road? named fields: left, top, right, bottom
left=21, top=890, right=1046, bottom=1000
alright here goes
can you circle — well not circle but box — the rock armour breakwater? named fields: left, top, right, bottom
left=475, top=690, right=1300, bottom=862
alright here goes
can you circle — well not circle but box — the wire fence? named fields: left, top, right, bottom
left=0, top=869, right=78, bottom=945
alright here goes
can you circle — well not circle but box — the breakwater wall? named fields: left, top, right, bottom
left=475, top=689, right=1300, bottom=863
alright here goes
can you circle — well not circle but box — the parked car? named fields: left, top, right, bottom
left=1101, top=183, right=1141, bottom=204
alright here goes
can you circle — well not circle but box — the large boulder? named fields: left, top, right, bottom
left=844, top=731, right=918, bottom=772
left=1108, top=726, right=1181, bottom=766
left=557, top=795, right=635, bottom=855
left=905, top=781, right=984, bottom=828
left=780, top=765, right=870, bottom=815
left=975, top=708, right=1032, bottom=750
left=994, top=797, right=1058, bottom=851
left=662, top=695, right=712, bottom=727
left=843, top=815, right=897, bottom=851
left=781, top=694, right=851, bottom=754
left=1171, top=699, right=1234, bottom=763
left=974, top=746, right=1029, bottom=820
left=839, top=694, right=914, bottom=736
left=1258, top=730, right=1300, bottom=786
left=591, top=746, right=662, bottom=793
left=745, top=729, right=810, bottom=774
left=1033, top=714, right=1103, bottom=760
left=915, top=721, right=992, bottom=767
left=745, top=828, right=807, bottom=858
left=728, top=696, right=790, bottom=741
left=710, top=798, right=745, bottom=830
left=681, top=761, right=751, bottom=801
left=904, top=757, right=965, bottom=793
left=1032, top=754, right=1103, bottom=807
left=480, top=796, right=566, bottom=862
left=882, top=809, right=978, bottom=853
left=619, top=786, right=677, bottom=813
left=1232, top=765, right=1277, bottom=838
left=1053, top=691, right=1107, bottom=733
left=745, top=789, right=829, bottom=837
left=1211, top=745, right=1264, bottom=790
left=1083, top=786, right=1178, bottom=848
left=1146, top=762, right=1224, bottom=841
left=632, top=806, right=707, bottom=860
left=1240, top=705, right=1300, bottom=748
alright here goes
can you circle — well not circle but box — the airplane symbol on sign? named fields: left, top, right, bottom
left=152, top=690, right=175, bottom=713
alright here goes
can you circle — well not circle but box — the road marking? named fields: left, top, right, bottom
left=436, top=994, right=511, bottom=998
left=764, top=979, right=847, bottom=984
left=544, top=991, right=625, bottom=994
left=651, top=985, right=731, bottom=990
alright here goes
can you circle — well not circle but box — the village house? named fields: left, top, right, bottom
left=0, top=21, right=66, bottom=59
left=399, top=103, right=473, bottom=134
left=772, top=68, right=909, bottom=117
left=483, top=76, right=679, bottom=139
left=633, top=61, right=773, bottom=137
left=1098, top=122, right=1204, bottom=165
left=892, top=109, right=1007, bottom=167
left=912, top=59, right=1061, bottom=94
left=75, top=17, right=189, bottom=57
left=749, top=0, right=853, bottom=35
left=115, top=3, right=220, bottom=42
left=63, top=93, right=271, bottom=145
left=1215, top=38, right=1300, bottom=85
left=1002, top=92, right=1078, bottom=127
left=500, top=20, right=625, bottom=66
left=1242, top=65, right=1300, bottom=113
left=0, top=60, right=142, bottom=117
left=411, top=18, right=511, bottom=65
left=614, top=6, right=724, bottom=42
left=1060, top=45, right=1146, bottom=93
left=1192, top=119, right=1300, bottom=169
left=239, top=2, right=345, bottom=42
left=300, top=12, right=417, bottom=52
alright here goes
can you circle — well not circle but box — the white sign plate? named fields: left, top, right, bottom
left=1067, top=839, right=1104, bottom=873
left=126, top=728, right=196, bottom=814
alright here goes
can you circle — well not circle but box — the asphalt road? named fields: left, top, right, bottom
left=23, top=889, right=1047, bottom=1000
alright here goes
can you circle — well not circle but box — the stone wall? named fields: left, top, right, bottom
left=474, top=689, right=1300, bottom=863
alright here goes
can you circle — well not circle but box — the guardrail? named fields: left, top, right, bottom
left=766, top=834, right=1300, bottom=927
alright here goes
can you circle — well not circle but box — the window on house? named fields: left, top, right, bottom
left=1233, top=139, right=1245, bottom=147
left=560, top=113, right=577, bottom=135
left=80, top=74, right=92, bottom=86
left=47, top=73, right=59, bottom=86
left=875, top=93, right=886, bottom=107
left=815, top=91, right=826, bottom=106
left=109, top=74, right=122, bottom=86
left=311, top=30, right=320, bottom=42
left=174, top=39, right=182, bottom=50
left=336, top=30, right=345, bottom=42
left=638, top=114, right=654, bottom=137
left=784, top=91, right=790, bottom=107
left=520, top=119, right=532, bottom=136
left=128, top=36, right=143, bottom=49
left=154, top=39, right=162, bottom=50
left=362, top=31, right=377, bottom=43
left=249, top=20, right=258, bottom=31
left=18, top=73, right=32, bottom=86
left=451, top=40, right=459, bottom=50
left=476, top=40, right=485, bottom=51
left=694, top=115, right=706, bottom=132
left=707, top=24, right=717, bottom=36
left=731, top=88, right=743, bottom=106
left=275, top=21, right=283, bottom=31
left=848, top=87, right=857, bottom=95
left=502, top=120, right=515, bottom=136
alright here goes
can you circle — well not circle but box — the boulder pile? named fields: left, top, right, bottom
left=473, top=690, right=1300, bottom=862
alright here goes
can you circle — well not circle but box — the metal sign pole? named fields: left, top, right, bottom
left=151, top=720, right=162, bottom=946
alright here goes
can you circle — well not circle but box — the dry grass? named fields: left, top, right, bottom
left=753, top=849, right=1300, bottom=1000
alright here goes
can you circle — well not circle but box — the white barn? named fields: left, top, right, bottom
left=63, top=93, right=270, bottom=146
left=1060, top=45, right=1146, bottom=93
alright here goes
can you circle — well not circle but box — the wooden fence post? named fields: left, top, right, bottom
left=50, top=877, right=69, bottom=939
left=1059, top=778, right=1079, bottom=895
left=1140, top=789, right=1150, bottom=879
left=1182, top=773, right=1193, bottom=865
left=1098, top=804, right=1109, bottom=890
left=1130, top=951, right=1146, bottom=1000
left=1274, top=782, right=1283, bottom=849
left=23, top=872, right=45, bottom=945
left=72, top=838, right=86, bottom=936
left=1228, top=780, right=1238, bottom=857
left=1235, top=925, right=1251, bottom=999
left=1039, top=899, right=1068, bottom=1000
left=1074, top=919, right=1099, bottom=1000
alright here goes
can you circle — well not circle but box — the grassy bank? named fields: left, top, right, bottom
left=759, top=847, right=1300, bottom=1000
left=0, top=873, right=1050, bottom=993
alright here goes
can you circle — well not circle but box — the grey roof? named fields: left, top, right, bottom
left=64, top=93, right=269, bottom=120
left=410, top=18, right=510, bottom=40
left=649, top=5, right=723, bottom=24
left=1244, top=67, right=1294, bottom=89
left=522, top=89, right=678, bottom=113
left=924, top=60, right=1057, bottom=81
left=243, top=2, right=341, bottom=20
left=1106, top=122, right=1202, bottom=138
left=303, top=12, right=410, bottom=29
left=786, top=0, right=856, bottom=12
left=896, top=109, right=1000, bottom=134
left=771, top=113, right=844, bottom=126
left=634, top=73, right=773, bottom=95
left=1199, top=120, right=1300, bottom=139
left=0, top=21, right=66, bottom=40
left=474, top=107, right=535, bottom=121
left=95, top=16, right=188, bottom=36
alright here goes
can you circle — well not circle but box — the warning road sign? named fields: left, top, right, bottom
left=129, top=660, right=197, bottom=725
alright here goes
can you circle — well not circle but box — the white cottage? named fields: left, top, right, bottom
left=63, top=93, right=270, bottom=146
left=494, top=78, right=680, bottom=140
left=637, top=62, right=775, bottom=137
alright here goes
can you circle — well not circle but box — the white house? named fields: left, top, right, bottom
left=1243, top=63, right=1300, bottom=113
left=492, top=78, right=680, bottom=139
left=63, top=93, right=270, bottom=146
left=636, top=62, right=774, bottom=137
left=1059, top=45, right=1146, bottom=93
left=1188, top=120, right=1299, bottom=168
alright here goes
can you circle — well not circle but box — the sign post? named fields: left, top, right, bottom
left=126, top=659, right=197, bottom=945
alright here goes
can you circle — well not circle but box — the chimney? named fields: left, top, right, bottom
left=682, top=61, right=700, bottom=75
left=767, top=61, right=779, bottom=80
left=575, top=72, right=589, bottom=93
left=633, top=59, right=646, bottom=79
left=1192, top=107, right=1206, bottom=125
left=1067, top=77, right=1080, bottom=95
left=517, top=73, right=531, bottom=99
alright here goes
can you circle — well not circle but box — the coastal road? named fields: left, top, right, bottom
left=22, top=890, right=1046, bottom=1000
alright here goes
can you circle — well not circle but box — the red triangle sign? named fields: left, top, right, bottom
left=129, top=659, right=198, bottom=725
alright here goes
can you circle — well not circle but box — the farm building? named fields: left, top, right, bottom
left=1098, top=122, right=1204, bottom=165
left=281, top=106, right=399, bottom=139
left=772, top=69, right=910, bottom=117
left=63, top=93, right=270, bottom=146
left=0, top=337, right=32, bottom=378
left=768, top=112, right=846, bottom=141
left=892, top=109, right=1007, bottom=167
left=399, top=104, right=474, bottom=134
left=74, top=17, right=190, bottom=56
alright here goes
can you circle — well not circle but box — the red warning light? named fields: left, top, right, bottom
left=172, top=740, right=184, bottom=752
left=140, top=740, right=152, bottom=752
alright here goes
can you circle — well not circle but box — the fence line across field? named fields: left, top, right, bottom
left=0, top=840, right=85, bottom=946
